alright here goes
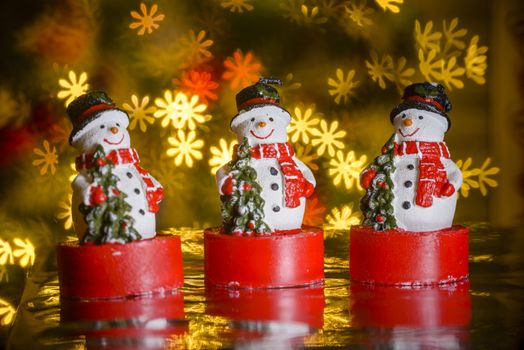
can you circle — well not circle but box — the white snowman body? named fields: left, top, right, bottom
left=71, top=110, right=158, bottom=242
left=216, top=105, right=315, bottom=232
left=391, top=107, right=462, bottom=232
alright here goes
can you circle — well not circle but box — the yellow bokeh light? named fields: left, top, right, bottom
left=418, top=48, right=443, bottom=82
left=300, top=5, right=328, bottom=25
left=154, top=91, right=210, bottom=130
left=345, top=1, right=374, bottom=27
left=0, top=298, right=15, bottom=326
left=57, top=70, right=88, bottom=107
left=310, top=120, right=346, bottom=157
left=457, top=157, right=499, bottom=198
left=0, top=239, right=14, bottom=265
left=32, top=140, right=58, bottom=176
left=440, top=56, right=465, bottom=90
left=375, top=0, right=403, bottom=13
left=12, top=238, right=35, bottom=267
left=392, top=56, right=415, bottom=93
left=178, top=30, right=214, bottom=68
left=365, top=52, right=394, bottom=89
left=328, top=150, right=367, bottom=191
left=295, top=143, right=320, bottom=172
left=129, top=3, right=165, bottom=36
left=413, top=18, right=487, bottom=90
left=220, top=0, right=254, bottom=13
left=68, top=162, right=76, bottom=182
left=414, top=20, right=442, bottom=52
left=442, top=18, right=467, bottom=51
left=288, top=106, right=320, bottom=144
left=123, top=94, right=156, bottom=132
left=327, top=68, right=359, bottom=104
left=324, top=203, right=361, bottom=233
left=167, top=130, right=204, bottom=168
left=465, top=35, right=488, bottom=85
left=208, top=138, right=237, bottom=175
left=57, top=194, right=73, bottom=230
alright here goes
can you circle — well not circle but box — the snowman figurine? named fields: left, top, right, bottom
left=216, top=78, right=316, bottom=234
left=68, top=91, right=163, bottom=242
left=360, top=82, right=463, bottom=232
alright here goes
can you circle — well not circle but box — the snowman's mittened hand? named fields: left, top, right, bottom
left=146, top=187, right=164, bottom=213
left=304, top=180, right=315, bottom=198
left=441, top=182, right=455, bottom=197
left=220, top=176, right=234, bottom=195
left=360, top=169, right=377, bottom=190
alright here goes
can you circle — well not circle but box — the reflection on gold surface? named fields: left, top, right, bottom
left=163, top=228, right=204, bottom=256
left=167, top=314, right=229, bottom=349
left=469, top=254, right=494, bottom=262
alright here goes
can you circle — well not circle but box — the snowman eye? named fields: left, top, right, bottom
left=116, top=123, right=120, bottom=127
left=401, top=114, right=406, bottom=119
left=269, top=117, right=274, bottom=122
left=418, top=116, right=424, bottom=120
left=250, top=118, right=255, bottom=122
left=100, top=125, right=105, bottom=129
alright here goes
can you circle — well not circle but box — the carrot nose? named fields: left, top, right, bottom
left=110, top=127, right=119, bottom=134
left=258, top=121, right=267, bottom=128
left=403, top=119, right=413, bottom=126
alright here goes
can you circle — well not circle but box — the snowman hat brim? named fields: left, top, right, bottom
left=390, top=100, right=451, bottom=130
left=230, top=104, right=291, bottom=129
left=69, top=109, right=129, bottom=145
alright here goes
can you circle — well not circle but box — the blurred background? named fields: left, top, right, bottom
left=0, top=0, right=522, bottom=325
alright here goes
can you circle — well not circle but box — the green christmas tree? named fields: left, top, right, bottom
left=79, top=145, right=141, bottom=244
left=220, top=137, right=271, bottom=235
left=360, top=134, right=398, bottom=231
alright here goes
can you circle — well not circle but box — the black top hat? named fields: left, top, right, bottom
left=67, top=91, right=128, bottom=144
left=230, top=77, right=289, bottom=127
left=390, top=82, right=452, bottom=130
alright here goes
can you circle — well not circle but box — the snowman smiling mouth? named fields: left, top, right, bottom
left=398, top=128, right=420, bottom=137
left=250, top=129, right=275, bottom=139
left=103, top=134, right=124, bottom=145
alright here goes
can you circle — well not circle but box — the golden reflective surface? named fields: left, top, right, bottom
left=1, top=224, right=523, bottom=349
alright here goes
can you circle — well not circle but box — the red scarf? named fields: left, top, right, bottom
left=76, top=148, right=163, bottom=213
left=394, top=141, right=451, bottom=207
left=250, top=142, right=314, bottom=208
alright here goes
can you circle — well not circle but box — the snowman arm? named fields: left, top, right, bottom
left=216, top=163, right=233, bottom=195
left=72, top=173, right=93, bottom=205
left=293, top=157, right=316, bottom=187
left=148, top=172, right=162, bottom=189
left=443, top=159, right=463, bottom=191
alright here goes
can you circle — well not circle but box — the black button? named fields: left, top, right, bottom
left=271, top=183, right=279, bottom=191
left=126, top=172, right=133, bottom=178
left=270, top=167, right=278, bottom=175
left=407, top=164, right=414, bottom=170
left=404, top=181, right=412, bottom=188
left=272, top=206, right=280, bottom=212
left=139, top=209, right=145, bottom=215
left=402, top=201, right=411, bottom=209
left=134, top=188, right=140, bottom=194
